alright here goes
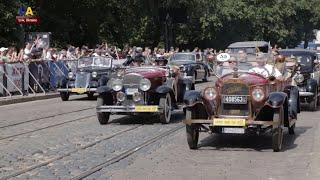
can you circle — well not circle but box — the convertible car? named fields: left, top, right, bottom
left=183, top=50, right=300, bottom=152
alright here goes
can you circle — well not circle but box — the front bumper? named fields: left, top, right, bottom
left=299, top=91, right=314, bottom=97
left=96, top=105, right=162, bottom=113
left=57, top=88, right=97, bottom=93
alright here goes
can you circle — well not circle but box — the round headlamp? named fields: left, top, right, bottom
left=68, top=72, right=73, bottom=79
left=252, top=87, right=265, bottom=102
left=116, top=92, right=126, bottom=102
left=295, top=74, right=304, bottom=83
left=139, top=78, right=151, bottom=91
left=111, top=79, right=123, bottom=91
left=92, top=71, right=97, bottom=78
left=132, top=92, right=142, bottom=102
left=203, top=87, right=217, bottom=100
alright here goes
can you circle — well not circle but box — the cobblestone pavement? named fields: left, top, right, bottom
left=1, top=77, right=320, bottom=180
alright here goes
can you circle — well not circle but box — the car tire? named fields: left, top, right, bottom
left=87, top=92, right=94, bottom=99
left=309, top=90, right=318, bottom=111
left=202, top=71, right=208, bottom=82
left=159, top=93, right=172, bottom=124
left=289, top=123, right=295, bottom=135
left=60, top=92, right=69, bottom=101
left=97, top=96, right=110, bottom=125
left=186, top=109, right=199, bottom=149
left=272, top=105, right=284, bottom=152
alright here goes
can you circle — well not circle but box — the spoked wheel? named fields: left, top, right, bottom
left=87, top=92, right=95, bottom=99
left=272, top=105, right=284, bottom=152
left=185, top=109, right=199, bottom=149
left=309, top=90, right=318, bottom=111
left=159, top=93, right=172, bottom=124
left=97, top=96, right=110, bottom=125
left=60, top=92, right=70, bottom=101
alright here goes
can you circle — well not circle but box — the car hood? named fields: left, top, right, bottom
left=169, top=60, right=195, bottom=66
left=125, top=66, right=166, bottom=79
left=216, top=72, right=268, bottom=87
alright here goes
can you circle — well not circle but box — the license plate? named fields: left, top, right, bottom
left=126, top=88, right=139, bottom=95
left=223, top=95, right=247, bottom=104
left=135, top=106, right=158, bottom=112
left=222, top=127, right=245, bottom=134
left=71, top=88, right=87, bottom=94
left=213, top=118, right=246, bottom=126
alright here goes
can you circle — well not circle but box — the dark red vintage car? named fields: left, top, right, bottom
left=183, top=51, right=300, bottom=152
left=96, top=64, right=194, bottom=124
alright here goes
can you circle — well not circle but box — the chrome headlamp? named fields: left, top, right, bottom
left=203, top=87, right=217, bottom=100
left=68, top=72, right=74, bottom=79
left=294, top=74, right=304, bottom=83
left=92, top=71, right=97, bottom=78
left=111, top=79, right=123, bottom=91
left=139, top=78, right=151, bottom=91
left=251, top=87, right=265, bottom=102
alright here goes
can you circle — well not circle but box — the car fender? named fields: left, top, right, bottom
left=156, top=85, right=177, bottom=104
left=306, top=78, right=318, bottom=93
left=97, top=86, right=112, bottom=94
left=183, top=90, right=215, bottom=116
left=265, top=92, right=288, bottom=108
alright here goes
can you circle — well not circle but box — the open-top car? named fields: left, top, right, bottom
left=57, top=56, right=113, bottom=101
left=279, top=49, right=320, bottom=111
left=169, top=52, right=210, bottom=83
left=96, top=61, right=194, bottom=125
left=183, top=51, right=300, bottom=152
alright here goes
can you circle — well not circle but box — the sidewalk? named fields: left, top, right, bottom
left=0, top=92, right=60, bottom=106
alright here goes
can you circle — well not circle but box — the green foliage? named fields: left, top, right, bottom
left=1, top=0, right=320, bottom=49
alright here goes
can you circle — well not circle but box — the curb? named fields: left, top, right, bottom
left=0, top=93, right=60, bottom=106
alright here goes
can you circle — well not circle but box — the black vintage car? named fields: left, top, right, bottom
left=168, top=53, right=210, bottom=83
left=57, top=56, right=114, bottom=101
left=96, top=63, right=194, bottom=125
left=279, top=49, right=320, bottom=111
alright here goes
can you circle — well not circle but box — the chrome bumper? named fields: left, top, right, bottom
left=57, top=88, right=97, bottom=93
left=299, top=91, right=314, bottom=97
left=96, top=105, right=162, bottom=113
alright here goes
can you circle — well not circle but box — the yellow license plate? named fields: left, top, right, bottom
left=135, top=106, right=158, bottom=112
left=71, top=88, right=87, bottom=94
left=213, top=118, right=246, bottom=127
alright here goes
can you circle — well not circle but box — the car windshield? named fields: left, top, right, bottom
left=78, top=57, right=111, bottom=68
left=215, top=52, right=278, bottom=78
left=171, top=54, right=196, bottom=61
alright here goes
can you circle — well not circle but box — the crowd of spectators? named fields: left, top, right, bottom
left=0, top=37, right=221, bottom=64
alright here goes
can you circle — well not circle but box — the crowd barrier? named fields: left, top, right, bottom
left=0, top=59, right=78, bottom=97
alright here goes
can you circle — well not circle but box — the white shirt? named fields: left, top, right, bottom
left=249, top=64, right=282, bottom=78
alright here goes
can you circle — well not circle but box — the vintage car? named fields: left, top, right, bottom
left=279, top=49, right=320, bottom=111
left=168, top=52, right=210, bottom=83
left=57, top=56, right=113, bottom=101
left=228, top=41, right=270, bottom=53
left=183, top=51, right=300, bottom=152
left=96, top=64, right=194, bottom=124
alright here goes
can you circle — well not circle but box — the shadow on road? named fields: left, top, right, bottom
left=197, top=126, right=311, bottom=152
left=108, top=111, right=185, bottom=125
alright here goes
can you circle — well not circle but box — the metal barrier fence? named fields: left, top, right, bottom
left=0, top=59, right=78, bottom=97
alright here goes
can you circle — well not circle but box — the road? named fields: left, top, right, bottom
left=0, top=78, right=319, bottom=180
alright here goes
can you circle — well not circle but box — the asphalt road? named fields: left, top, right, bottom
left=0, top=78, right=319, bottom=180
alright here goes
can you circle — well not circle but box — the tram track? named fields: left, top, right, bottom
left=0, top=114, right=95, bottom=141
left=0, top=125, right=143, bottom=180
left=0, top=107, right=94, bottom=129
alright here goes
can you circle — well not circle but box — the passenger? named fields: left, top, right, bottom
left=154, top=56, right=168, bottom=66
left=131, top=54, right=145, bottom=66
left=237, top=50, right=252, bottom=69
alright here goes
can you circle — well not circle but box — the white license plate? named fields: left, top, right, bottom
left=125, top=88, right=138, bottom=95
left=222, top=128, right=245, bottom=134
left=223, top=95, right=247, bottom=104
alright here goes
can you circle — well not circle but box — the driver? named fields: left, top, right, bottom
left=131, top=54, right=145, bottom=66
left=249, top=53, right=282, bottom=79
left=154, top=56, right=168, bottom=66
